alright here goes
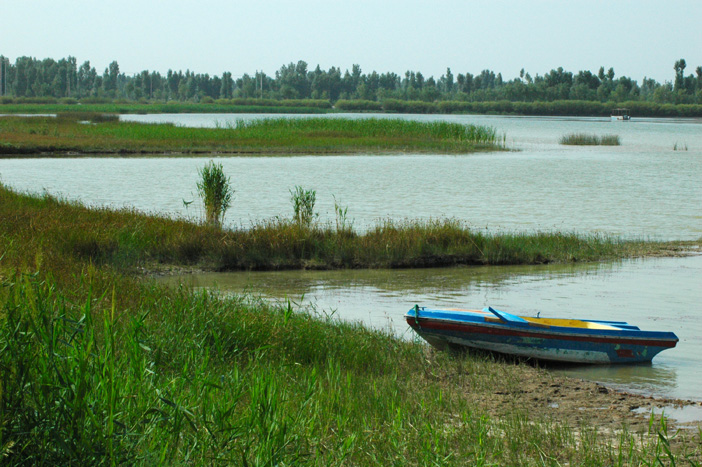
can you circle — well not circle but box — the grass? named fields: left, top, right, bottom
left=1, top=185, right=688, bottom=276
left=6, top=271, right=690, bottom=466
left=560, top=133, right=621, bottom=146
left=1, top=185, right=701, bottom=464
left=0, top=114, right=504, bottom=156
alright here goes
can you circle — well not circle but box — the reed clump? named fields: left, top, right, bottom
left=560, top=133, right=621, bottom=146
left=196, top=160, right=234, bottom=228
left=290, top=185, right=317, bottom=226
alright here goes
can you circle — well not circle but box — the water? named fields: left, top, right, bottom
left=158, top=254, right=702, bottom=402
left=2, top=113, right=701, bottom=400
left=2, top=114, right=701, bottom=240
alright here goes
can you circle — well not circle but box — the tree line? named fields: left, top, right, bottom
left=1, top=55, right=701, bottom=105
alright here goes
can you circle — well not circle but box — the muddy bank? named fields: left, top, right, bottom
left=438, top=353, right=702, bottom=454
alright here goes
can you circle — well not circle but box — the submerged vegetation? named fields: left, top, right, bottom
left=0, top=115, right=503, bottom=156
left=1, top=184, right=701, bottom=464
left=560, top=132, right=621, bottom=146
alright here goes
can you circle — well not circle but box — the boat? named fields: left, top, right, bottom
left=611, top=108, right=631, bottom=121
left=405, top=306, right=678, bottom=364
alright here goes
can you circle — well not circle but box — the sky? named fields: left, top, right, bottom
left=3, top=0, right=701, bottom=84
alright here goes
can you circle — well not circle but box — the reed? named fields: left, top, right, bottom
left=196, top=160, right=234, bottom=227
left=290, top=186, right=317, bottom=226
left=560, top=133, right=621, bottom=146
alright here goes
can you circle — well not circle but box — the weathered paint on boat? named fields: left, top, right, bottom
left=406, top=306, right=678, bottom=364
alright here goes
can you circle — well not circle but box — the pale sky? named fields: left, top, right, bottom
left=3, top=0, right=701, bottom=84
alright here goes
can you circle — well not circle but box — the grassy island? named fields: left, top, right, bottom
left=1, top=186, right=701, bottom=465
left=0, top=114, right=503, bottom=156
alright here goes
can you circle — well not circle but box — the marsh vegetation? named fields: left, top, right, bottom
left=0, top=115, right=504, bottom=156
left=196, top=160, right=234, bottom=228
left=560, top=132, right=621, bottom=146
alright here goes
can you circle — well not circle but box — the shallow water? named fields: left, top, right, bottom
left=158, top=254, right=702, bottom=402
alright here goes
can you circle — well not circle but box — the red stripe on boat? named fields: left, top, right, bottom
left=406, top=318, right=677, bottom=348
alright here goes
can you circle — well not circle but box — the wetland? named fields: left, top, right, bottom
left=1, top=112, right=702, bottom=464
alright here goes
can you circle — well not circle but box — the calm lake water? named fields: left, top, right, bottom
left=3, top=113, right=701, bottom=240
left=2, top=113, right=701, bottom=401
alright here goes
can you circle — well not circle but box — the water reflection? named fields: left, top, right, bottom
left=564, top=363, right=679, bottom=396
left=158, top=261, right=610, bottom=335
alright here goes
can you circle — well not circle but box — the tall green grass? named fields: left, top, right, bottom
left=290, top=186, right=317, bottom=226
left=197, top=160, right=234, bottom=227
left=1, top=272, right=692, bottom=465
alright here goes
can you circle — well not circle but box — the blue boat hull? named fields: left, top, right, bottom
left=406, top=307, right=678, bottom=364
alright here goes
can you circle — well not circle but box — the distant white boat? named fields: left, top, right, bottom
left=611, top=108, right=631, bottom=121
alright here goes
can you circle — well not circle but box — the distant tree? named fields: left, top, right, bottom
left=440, top=67, right=454, bottom=94
left=351, top=64, right=362, bottom=89
left=574, top=70, right=600, bottom=90
left=653, top=82, right=674, bottom=103
left=220, top=71, right=233, bottom=98
left=674, top=58, right=687, bottom=91
left=276, top=61, right=310, bottom=99
left=235, top=74, right=257, bottom=98
left=598, top=66, right=606, bottom=81
left=77, top=61, right=96, bottom=97
left=606, top=67, right=615, bottom=81
left=103, top=60, right=119, bottom=96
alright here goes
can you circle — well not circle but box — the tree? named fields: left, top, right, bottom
left=674, top=58, right=687, bottom=91
left=276, top=61, right=310, bottom=99
left=598, top=66, right=606, bottom=81
left=77, top=61, right=96, bottom=97
left=220, top=71, right=234, bottom=99
left=103, top=60, right=120, bottom=96
left=440, top=67, right=454, bottom=94
left=606, top=67, right=615, bottom=81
